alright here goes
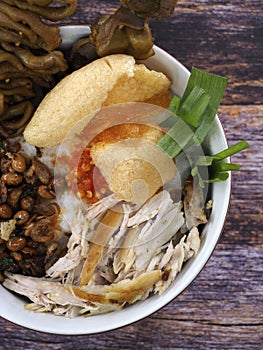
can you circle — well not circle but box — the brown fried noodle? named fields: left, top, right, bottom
left=0, top=0, right=77, bottom=138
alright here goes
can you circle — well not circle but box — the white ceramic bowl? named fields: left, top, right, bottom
left=0, top=26, right=231, bottom=334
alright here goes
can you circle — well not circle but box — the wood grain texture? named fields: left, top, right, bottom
left=0, top=1, right=262, bottom=349
left=60, top=0, right=263, bottom=105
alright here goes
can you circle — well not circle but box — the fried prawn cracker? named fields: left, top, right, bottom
left=24, top=54, right=171, bottom=148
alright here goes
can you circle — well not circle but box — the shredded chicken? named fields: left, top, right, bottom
left=46, top=210, right=88, bottom=282
left=155, top=226, right=201, bottom=294
left=4, top=270, right=162, bottom=317
left=183, top=177, right=207, bottom=230
left=3, top=183, right=207, bottom=317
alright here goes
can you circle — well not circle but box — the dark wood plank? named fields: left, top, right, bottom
left=151, top=1, right=263, bottom=106
left=60, top=0, right=263, bottom=105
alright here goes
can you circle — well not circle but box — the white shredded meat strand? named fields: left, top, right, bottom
left=3, top=189, right=204, bottom=317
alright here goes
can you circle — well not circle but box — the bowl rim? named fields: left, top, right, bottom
left=0, top=25, right=231, bottom=335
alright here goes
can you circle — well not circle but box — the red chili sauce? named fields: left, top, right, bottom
left=66, top=146, right=109, bottom=204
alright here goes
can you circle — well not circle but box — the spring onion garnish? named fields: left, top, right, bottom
left=157, top=68, right=249, bottom=185
left=191, top=141, right=249, bottom=186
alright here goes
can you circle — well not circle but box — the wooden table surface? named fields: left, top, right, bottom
left=0, top=1, right=262, bottom=349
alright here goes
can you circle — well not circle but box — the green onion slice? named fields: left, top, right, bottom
left=157, top=67, right=249, bottom=185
